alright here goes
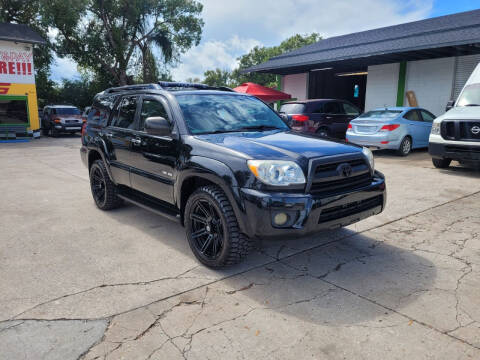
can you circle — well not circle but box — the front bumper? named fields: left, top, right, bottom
left=429, top=142, right=480, bottom=162
left=238, top=171, right=386, bottom=239
left=346, top=132, right=401, bottom=150
left=53, top=123, right=83, bottom=132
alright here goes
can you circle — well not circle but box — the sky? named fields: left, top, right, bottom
left=49, top=0, right=480, bottom=83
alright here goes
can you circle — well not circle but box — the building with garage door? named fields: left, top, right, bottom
left=244, top=9, right=480, bottom=118
left=0, top=23, right=46, bottom=140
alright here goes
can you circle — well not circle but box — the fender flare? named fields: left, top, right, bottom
left=87, top=139, right=116, bottom=183
left=176, top=156, right=248, bottom=233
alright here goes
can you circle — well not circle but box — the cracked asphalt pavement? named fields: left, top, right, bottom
left=1, top=136, right=479, bottom=359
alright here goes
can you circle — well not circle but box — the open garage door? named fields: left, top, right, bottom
left=0, top=95, right=29, bottom=126
left=308, top=69, right=367, bottom=111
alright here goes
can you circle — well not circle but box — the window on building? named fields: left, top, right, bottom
left=0, top=97, right=28, bottom=125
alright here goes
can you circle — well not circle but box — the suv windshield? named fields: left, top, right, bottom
left=176, top=94, right=289, bottom=134
left=456, top=84, right=480, bottom=107
left=359, top=110, right=402, bottom=119
left=54, top=107, right=81, bottom=115
left=279, top=103, right=306, bottom=114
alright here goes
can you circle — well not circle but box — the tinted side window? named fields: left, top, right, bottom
left=404, top=110, right=420, bottom=121
left=324, top=102, right=344, bottom=114
left=342, top=102, right=360, bottom=116
left=312, top=103, right=324, bottom=113
left=420, top=110, right=435, bottom=122
left=111, top=96, right=138, bottom=129
left=88, top=95, right=117, bottom=127
left=139, top=99, right=169, bottom=130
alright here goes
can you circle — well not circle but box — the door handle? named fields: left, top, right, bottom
left=131, top=138, right=142, bottom=145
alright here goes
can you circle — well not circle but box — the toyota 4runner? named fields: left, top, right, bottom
left=80, top=82, right=386, bottom=267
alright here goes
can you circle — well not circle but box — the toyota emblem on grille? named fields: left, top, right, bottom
left=471, top=125, right=480, bottom=135
left=337, top=163, right=353, bottom=177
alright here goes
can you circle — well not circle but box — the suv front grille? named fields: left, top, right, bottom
left=307, top=156, right=372, bottom=196
left=441, top=120, right=480, bottom=142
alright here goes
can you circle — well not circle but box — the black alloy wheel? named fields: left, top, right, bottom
left=190, top=198, right=224, bottom=261
left=185, top=185, right=252, bottom=267
left=91, top=165, right=107, bottom=207
left=89, top=160, right=123, bottom=210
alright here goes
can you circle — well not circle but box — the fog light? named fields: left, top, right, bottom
left=274, top=212, right=289, bottom=226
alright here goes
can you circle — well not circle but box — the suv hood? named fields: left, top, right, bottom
left=194, top=130, right=362, bottom=161
left=441, top=106, right=480, bottom=120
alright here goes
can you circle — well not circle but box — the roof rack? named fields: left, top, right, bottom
left=104, top=83, right=161, bottom=94
left=157, top=81, right=234, bottom=92
left=103, top=82, right=234, bottom=94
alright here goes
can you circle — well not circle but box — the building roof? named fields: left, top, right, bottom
left=245, top=9, right=480, bottom=75
left=0, top=23, right=46, bottom=45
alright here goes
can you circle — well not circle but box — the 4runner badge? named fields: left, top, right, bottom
left=471, top=126, right=480, bottom=135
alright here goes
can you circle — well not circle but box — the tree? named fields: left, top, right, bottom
left=41, top=0, right=204, bottom=85
left=231, top=33, right=321, bottom=87
left=202, top=68, right=232, bottom=87
left=0, top=0, right=54, bottom=102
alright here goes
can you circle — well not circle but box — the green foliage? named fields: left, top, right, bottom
left=202, top=69, right=233, bottom=87
left=230, top=33, right=321, bottom=87
left=41, top=0, right=204, bottom=85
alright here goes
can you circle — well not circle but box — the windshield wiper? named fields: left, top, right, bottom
left=235, top=125, right=284, bottom=131
left=464, top=104, right=480, bottom=107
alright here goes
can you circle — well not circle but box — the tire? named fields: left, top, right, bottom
left=316, top=127, right=330, bottom=138
left=432, top=157, right=451, bottom=168
left=42, top=127, right=49, bottom=136
left=185, top=185, right=253, bottom=268
left=89, top=160, right=123, bottom=210
left=397, top=136, right=412, bottom=156
left=49, top=127, right=58, bottom=138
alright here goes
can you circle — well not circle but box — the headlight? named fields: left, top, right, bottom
left=362, top=147, right=375, bottom=171
left=247, top=160, right=306, bottom=186
left=431, top=122, right=441, bottom=135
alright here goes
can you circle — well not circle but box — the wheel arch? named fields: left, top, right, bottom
left=176, top=157, right=247, bottom=232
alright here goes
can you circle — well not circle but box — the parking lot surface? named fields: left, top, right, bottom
left=1, top=136, right=479, bottom=359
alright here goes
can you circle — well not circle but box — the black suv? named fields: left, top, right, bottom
left=81, top=82, right=386, bottom=267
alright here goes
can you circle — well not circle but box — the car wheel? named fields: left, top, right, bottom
left=432, top=157, right=452, bottom=168
left=316, top=127, right=330, bottom=138
left=49, top=127, right=58, bottom=137
left=42, top=127, right=49, bottom=136
left=397, top=136, right=412, bottom=156
left=89, top=160, right=123, bottom=210
left=185, top=185, right=253, bottom=268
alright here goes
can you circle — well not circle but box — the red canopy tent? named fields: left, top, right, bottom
left=233, top=82, right=291, bottom=102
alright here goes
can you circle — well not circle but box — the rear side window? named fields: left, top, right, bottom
left=324, top=102, right=344, bottom=114
left=110, top=96, right=138, bottom=129
left=279, top=103, right=306, bottom=114
left=88, top=95, right=117, bottom=127
left=404, top=110, right=421, bottom=121
left=342, top=103, right=360, bottom=116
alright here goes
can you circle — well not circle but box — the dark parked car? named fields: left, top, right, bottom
left=81, top=83, right=386, bottom=267
left=279, top=99, right=361, bottom=138
left=42, top=105, right=83, bottom=136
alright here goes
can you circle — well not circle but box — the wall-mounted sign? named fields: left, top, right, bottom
left=0, top=41, right=35, bottom=84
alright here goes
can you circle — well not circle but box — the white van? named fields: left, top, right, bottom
left=429, top=63, right=480, bottom=168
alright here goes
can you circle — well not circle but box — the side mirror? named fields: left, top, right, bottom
left=445, top=100, right=455, bottom=112
left=145, top=116, right=170, bottom=136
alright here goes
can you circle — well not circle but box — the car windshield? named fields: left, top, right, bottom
left=279, top=103, right=306, bottom=114
left=359, top=110, right=402, bottom=119
left=456, top=84, right=480, bottom=107
left=55, top=107, right=81, bottom=115
left=176, top=94, right=289, bottom=134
